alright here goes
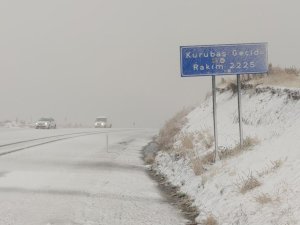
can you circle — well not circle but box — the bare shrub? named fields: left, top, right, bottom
left=255, top=193, right=273, bottom=205
left=157, top=107, right=194, bottom=150
left=236, top=172, right=261, bottom=194
left=201, top=214, right=218, bottom=225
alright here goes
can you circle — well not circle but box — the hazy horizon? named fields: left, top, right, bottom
left=1, top=0, right=299, bottom=128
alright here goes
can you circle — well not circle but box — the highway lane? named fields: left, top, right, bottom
left=0, top=128, right=185, bottom=225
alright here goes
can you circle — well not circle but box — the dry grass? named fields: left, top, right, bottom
left=220, top=65, right=300, bottom=89
left=190, top=151, right=215, bottom=176
left=201, top=151, right=215, bottom=164
left=255, top=192, right=281, bottom=205
left=259, top=73, right=300, bottom=88
left=269, top=64, right=300, bottom=76
left=189, top=136, right=257, bottom=176
left=176, top=130, right=215, bottom=176
left=203, top=135, right=214, bottom=149
left=255, top=193, right=273, bottom=205
left=157, top=107, right=194, bottom=150
left=219, top=137, right=259, bottom=160
left=201, top=175, right=208, bottom=188
left=228, top=81, right=238, bottom=93
left=195, top=130, right=214, bottom=149
left=180, top=133, right=194, bottom=149
left=173, top=148, right=187, bottom=159
left=219, top=145, right=240, bottom=160
left=191, top=157, right=205, bottom=176
left=173, top=147, right=196, bottom=160
left=236, top=172, right=261, bottom=194
left=242, top=136, right=260, bottom=149
left=144, top=153, right=155, bottom=164
left=176, top=130, right=213, bottom=159
left=257, top=159, right=283, bottom=177
left=201, top=215, right=218, bottom=225
left=271, top=159, right=283, bottom=170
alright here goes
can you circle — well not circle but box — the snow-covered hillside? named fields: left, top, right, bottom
left=153, top=84, right=300, bottom=225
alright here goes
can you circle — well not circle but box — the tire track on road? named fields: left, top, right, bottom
left=0, top=130, right=135, bottom=157
left=0, top=132, right=103, bottom=157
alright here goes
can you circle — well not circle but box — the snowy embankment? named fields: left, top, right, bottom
left=153, top=85, right=300, bottom=225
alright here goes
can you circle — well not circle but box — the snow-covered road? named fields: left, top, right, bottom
left=0, top=128, right=185, bottom=225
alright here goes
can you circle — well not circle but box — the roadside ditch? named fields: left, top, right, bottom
left=142, top=141, right=199, bottom=225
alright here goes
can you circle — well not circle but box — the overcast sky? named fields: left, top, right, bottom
left=0, top=0, right=299, bottom=128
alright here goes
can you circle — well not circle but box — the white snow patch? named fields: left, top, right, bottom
left=154, top=86, right=300, bottom=225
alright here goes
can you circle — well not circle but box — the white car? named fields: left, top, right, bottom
left=94, top=117, right=112, bottom=128
left=35, top=118, right=56, bottom=129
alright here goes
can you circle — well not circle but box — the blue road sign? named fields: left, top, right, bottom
left=180, top=43, right=268, bottom=76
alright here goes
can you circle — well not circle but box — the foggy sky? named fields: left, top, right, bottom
left=1, top=0, right=299, bottom=128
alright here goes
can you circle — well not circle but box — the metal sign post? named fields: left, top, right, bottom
left=237, top=74, right=243, bottom=148
left=106, top=133, right=109, bottom=153
left=212, top=76, right=218, bottom=162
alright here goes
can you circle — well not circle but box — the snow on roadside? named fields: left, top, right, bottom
left=153, top=85, right=300, bottom=225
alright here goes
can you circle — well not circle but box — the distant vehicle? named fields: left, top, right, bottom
left=35, top=118, right=56, bottom=129
left=94, top=117, right=112, bottom=128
